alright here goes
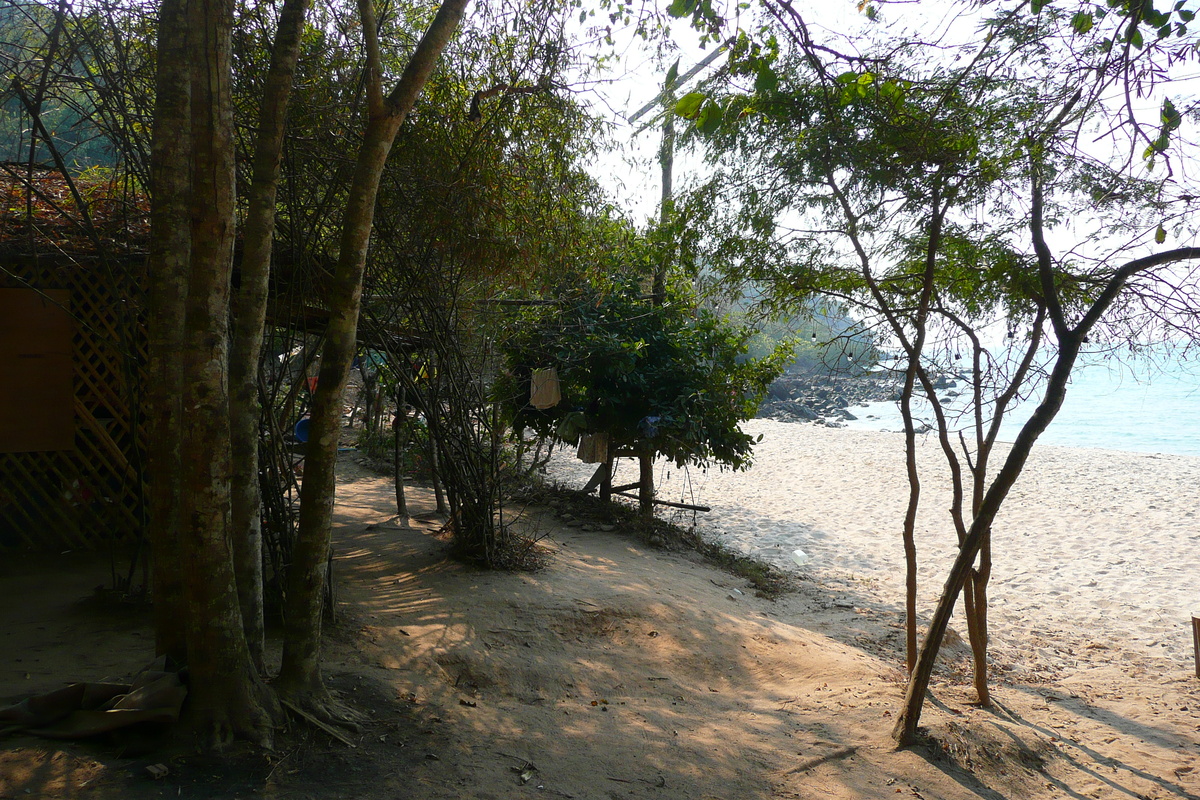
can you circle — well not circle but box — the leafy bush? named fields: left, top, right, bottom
left=497, top=273, right=789, bottom=471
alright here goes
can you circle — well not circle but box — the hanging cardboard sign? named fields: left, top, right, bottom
left=576, top=432, right=608, bottom=464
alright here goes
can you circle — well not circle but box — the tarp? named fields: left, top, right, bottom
left=0, top=660, right=186, bottom=739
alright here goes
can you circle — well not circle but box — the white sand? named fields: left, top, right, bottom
left=544, top=420, right=1200, bottom=680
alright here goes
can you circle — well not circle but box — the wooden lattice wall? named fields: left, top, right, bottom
left=0, top=255, right=147, bottom=550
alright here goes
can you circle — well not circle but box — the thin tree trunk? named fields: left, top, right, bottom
left=653, top=96, right=674, bottom=307
left=229, top=0, right=310, bottom=677
left=966, top=553, right=991, bottom=703
left=430, top=434, right=448, bottom=514
left=895, top=192, right=944, bottom=673
left=394, top=384, right=409, bottom=521
left=145, top=0, right=190, bottom=664
left=638, top=450, right=654, bottom=521
left=899, top=368, right=920, bottom=674
left=179, top=0, right=278, bottom=745
left=599, top=453, right=613, bottom=503
left=277, top=0, right=468, bottom=714
left=893, top=336, right=1079, bottom=744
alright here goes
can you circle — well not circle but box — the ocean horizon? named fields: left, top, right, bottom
left=844, top=353, right=1200, bottom=458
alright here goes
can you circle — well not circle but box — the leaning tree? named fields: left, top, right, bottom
left=670, top=0, right=1200, bottom=744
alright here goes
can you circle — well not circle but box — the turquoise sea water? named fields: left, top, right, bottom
left=845, top=354, right=1200, bottom=457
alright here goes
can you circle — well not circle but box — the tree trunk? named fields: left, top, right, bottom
left=394, top=384, right=409, bottom=521
left=599, top=454, right=613, bottom=503
left=277, top=0, right=468, bottom=713
left=893, top=336, right=1081, bottom=745
left=178, top=0, right=278, bottom=745
left=228, top=0, right=310, bottom=677
left=653, top=96, right=674, bottom=307
left=145, top=0, right=191, bottom=664
left=429, top=432, right=448, bottom=514
left=966, top=556, right=991, bottom=703
left=638, top=449, right=655, bottom=521
left=899, top=365, right=921, bottom=674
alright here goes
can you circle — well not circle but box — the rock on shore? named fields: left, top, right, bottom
left=757, top=369, right=900, bottom=427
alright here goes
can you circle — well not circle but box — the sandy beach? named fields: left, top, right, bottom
left=544, top=419, right=1200, bottom=682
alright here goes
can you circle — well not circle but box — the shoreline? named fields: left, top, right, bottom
left=762, top=366, right=1200, bottom=458
left=545, top=420, right=1200, bottom=683
left=846, top=416, right=1200, bottom=460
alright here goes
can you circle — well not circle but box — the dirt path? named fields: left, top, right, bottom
left=2, top=461, right=1198, bottom=799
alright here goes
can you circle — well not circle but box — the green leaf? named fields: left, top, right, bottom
left=754, top=65, right=779, bottom=94
left=675, top=92, right=706, bottom=119
left=857, top=71, right=875, bottom=85
left=880, top=80, right=904, bottom=102
left=1155, top=224, right=1167, bottom=244
left=667, top=0, right=693, bottom=19
left=1031, top=0, right=1049, bottom=13
left=1129, top=27, right=1144, bottom=48
left=665, top=59, right=680, bottom=90
left=1162, top=98, right=1182, bottom=130
left=1071, top=11, right=1095, bottom=33
left=1145, top=7, right=1170, bottom=26
left=698, top=100, right=723, bottom=133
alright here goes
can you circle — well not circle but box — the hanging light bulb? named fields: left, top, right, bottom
left=811, top=331, right=818, bottom=342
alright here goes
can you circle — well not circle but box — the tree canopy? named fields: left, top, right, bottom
left=498, top=259, right=787, bottom=474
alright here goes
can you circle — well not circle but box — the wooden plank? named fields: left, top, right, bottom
left=611, top=491, right=711, bottom=512
left=0, top=289, right=73, bottom=452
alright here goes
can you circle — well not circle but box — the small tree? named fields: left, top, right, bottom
left=276, top=0, right=468, bottom=720
left=669, top=0, right=1200, bottom=745
left=498, top=257, right=787, bottom=520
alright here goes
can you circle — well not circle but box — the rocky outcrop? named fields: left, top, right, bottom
left=757, top=370, right=901, bottom=427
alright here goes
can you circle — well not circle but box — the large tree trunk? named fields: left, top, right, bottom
left=228, top=0, right=311, bottom=675
left=145, top=0, right=191, bottom=664
left=176, top=0, right=279, bottom=746
left=276, top=0, right=469, bottom=714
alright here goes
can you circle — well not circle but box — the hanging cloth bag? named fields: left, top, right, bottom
left=529, top=368, right=561, bottom=409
